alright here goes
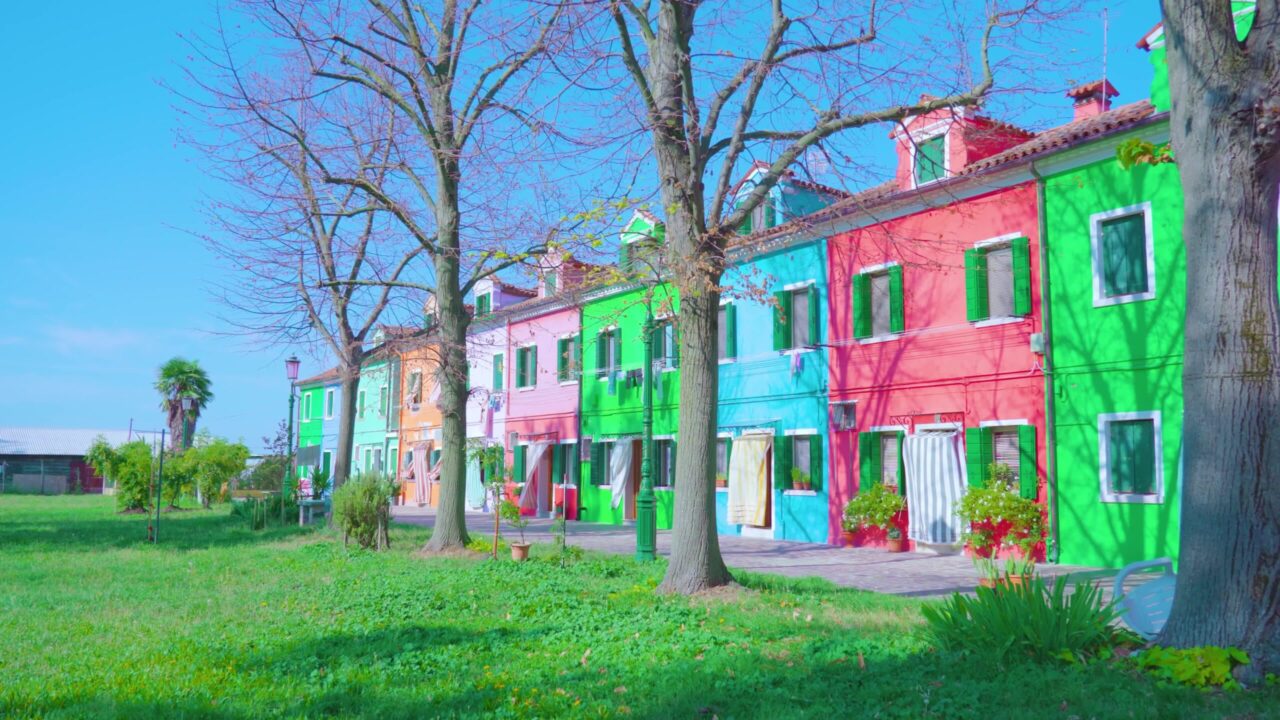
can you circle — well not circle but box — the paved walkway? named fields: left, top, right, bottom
left=391, top=506, right=1097, bottom=597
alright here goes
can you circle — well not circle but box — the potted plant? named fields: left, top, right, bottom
left=841, top=483, right=907, bottom=552
left=789, top=467, right=811, bottom=491
left=715, top=472, right=728, bottom=489
left=500, top=498, right=531, bottom=561
left=955, top=463, right=1044, bottom=588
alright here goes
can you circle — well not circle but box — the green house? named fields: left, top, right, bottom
left=577, top=212, right=681, bottom=527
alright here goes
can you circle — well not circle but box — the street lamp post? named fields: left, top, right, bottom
left=181, top=396, right=195, bottom=450
left=153, top=428, right=167, bottom=543
left=635, top=297, right=657, bottom=562
left=282, top=355, right=301, bottom=524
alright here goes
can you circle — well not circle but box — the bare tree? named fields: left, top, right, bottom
left=598, top=0, right=1060, bottom=593
left=177, top=25, right=426, bottom=487
left=1157, top=0, right=1280, bottom=671
left=245, top=0, right=594, bottom=551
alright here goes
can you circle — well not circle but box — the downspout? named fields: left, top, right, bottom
left=1029, top=161, right=1062, bottom=564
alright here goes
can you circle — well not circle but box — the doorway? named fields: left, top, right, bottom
left=736, top=435, right=775, bottom=539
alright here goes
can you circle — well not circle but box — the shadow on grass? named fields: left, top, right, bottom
left=0, top=505, right=316, bottom=552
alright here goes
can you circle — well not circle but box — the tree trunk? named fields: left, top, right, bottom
left=333, top=363, right=361, bottom=488
left=650, top=1, right=733, bottom=594
left=1158, top=0, right=1280, bottom=665
left=167, top=406, right=183, bottom=453
left=424, top=162, right=471, bottom=552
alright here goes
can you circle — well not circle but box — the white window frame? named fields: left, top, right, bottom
left=1090, top=202, right=1156, bottom=307
left=596, top=325, right=620, bottom=380
left=908, top=122, right=951, bottom=189
left=857, top=263, right=900, bottom=344
left=558, top=333, right=580, bottom=386
left=324, top=388, right=335, bottom=419
left=1098, top=410, right=1164, bottom=504
left=302, top=393, right=312, bottom=421
left=516, top=344, right=538, bottom=391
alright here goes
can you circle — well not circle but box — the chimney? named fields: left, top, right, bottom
left=1066, top=80, right=1119, bottom=121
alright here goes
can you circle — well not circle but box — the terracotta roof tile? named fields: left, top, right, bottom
left=297, top=366, right=342, bottom=385
left=960, top=100, right=1154, bottom=175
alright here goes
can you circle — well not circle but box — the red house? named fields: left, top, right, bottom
left=823, top=104, right=1047, bottom=553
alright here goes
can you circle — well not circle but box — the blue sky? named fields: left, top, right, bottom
left=0, top=1, right=1159, bottom=450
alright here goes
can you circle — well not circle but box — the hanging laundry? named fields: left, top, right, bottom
left=609, top=440, right=633, bottom=509
left=727, top=434, right=772, bottom=526
left=654, top=365, right=665, bottom=403
left=607, top=369, right=618, bottom=395
left=902, top=431, right=967, bottom=545
left=519, top=442, right=551, bottom=512
left=465, top=454, right=486, bottom=509
left=790, top=351, right=804, bottom=377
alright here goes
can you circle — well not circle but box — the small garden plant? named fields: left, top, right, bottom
left=955, top=463, right=1044, bottom=583
left=842, top=482, right=905, bottom=535
left=332, top=473, right=399, bottom=550
left=1135, top=646, right=1251, bottom=691
left=922, top=575, right=1135, bottom=663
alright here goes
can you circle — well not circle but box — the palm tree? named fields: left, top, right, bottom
left=155, top=357, right=214, bottom=451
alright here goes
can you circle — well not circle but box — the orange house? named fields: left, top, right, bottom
left=397, top=337, right=443, bottom=506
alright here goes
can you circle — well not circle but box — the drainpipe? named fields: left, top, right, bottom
left=1029, top=161, right=1061, bottom=564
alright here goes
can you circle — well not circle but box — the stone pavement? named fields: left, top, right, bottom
left=391, top=505, right=1097, bottom=598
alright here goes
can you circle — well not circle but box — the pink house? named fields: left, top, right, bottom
left=822, top=104, right=1047, bottom=554
left=502, top=254, right=594, bottom=518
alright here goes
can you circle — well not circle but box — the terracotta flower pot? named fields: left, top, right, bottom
left=510, top=542, right=531, bottom=562
left=841, top=530, right=857, bottom=547
left=886, top=536, right=905, bottom=553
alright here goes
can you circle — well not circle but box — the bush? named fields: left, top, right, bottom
left=189, top=439, right=251, bottom=507
left=332, top=474, right=398, bottom=550
left=922, top=575, right=1133, bottom=663
left=841, top=483, right=905, bottom=534
left=1135, top=646, right=1251, bottom=690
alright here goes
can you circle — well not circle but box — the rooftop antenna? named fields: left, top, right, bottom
left=1102, top=7, right=1109, bottom=102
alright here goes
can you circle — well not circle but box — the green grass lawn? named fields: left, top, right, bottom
left=1, top=495, right=1276, bottom=719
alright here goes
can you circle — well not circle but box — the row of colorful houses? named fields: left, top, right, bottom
left=292, top=18, right=1247, bottom=568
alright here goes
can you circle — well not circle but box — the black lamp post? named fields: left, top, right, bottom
left=282, top=355, right=301, bottom=523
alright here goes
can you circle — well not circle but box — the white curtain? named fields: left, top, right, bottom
left=609, top=440, right=633, bottom=509
left=465, top=455, right=486, bottom=509
left=519, top=442, right=551, bottom=511
left=902, top=431, right=967, bottom=545
left=727, top=435, right=772, bottom=526
left=411, top=442, right=430, bottom=505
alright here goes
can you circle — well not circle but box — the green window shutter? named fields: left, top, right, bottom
left=965, top=247, right=989, bottom=322
left=807, top=286, right=820, bottom=347
left=556, top=338, right=567, bottom=381
left=590, top=441, right=604, bottom=486
left=670, top=441, right=677, bottom=487
left=1109, top=420, right=1157, bottom=494
left=1100, top=214, right=1149, bottom=297
left=738, top=209, right=752, bottom=235
left=551, top=443, right=563, bottom=486
left=612, top=331, right=622, bottom=372
left=1017, top=424, right=1038, bottom=499
left=595, top=331, right=606, bottom=376
left=896, top=430, right=907, bottom=495
left=619, top=242, right=633, bottom=272
left=672, top=321, right=681, bottom=367
left=772, top=291, right=791, bottom=350
left=529, top=347, right=537, bottom=386
left=888, top=265, right=905, bottom=333
left=651, top=321, right=664, bottom=363
left=764, top=199, right=776, bottom=229
left=774, top=431, right=793, bottom=490
left=915, top=135, right=945, bottom=184
left=575, top=333, right=583, bottom=374
left=725, top=303, right=738, bottom=358
left=964, top=427, right=992, bottom=488
left=515, top=348, right=526, bottom=388
left=493, top=354, right=503, bottom=390
left=852, top=274, right=872, bottom=339
left=513, top=445, right=526, bottom=485
left=1011, top=237, right=1032, bottom=316
left=567, top=442, right=580, bottom=485
left=858, top=431, right=881, bottom=490
left=809, top=436, right=824, bottom=492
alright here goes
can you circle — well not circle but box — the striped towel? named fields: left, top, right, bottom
left=902, top=431, right=967, bottom=545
